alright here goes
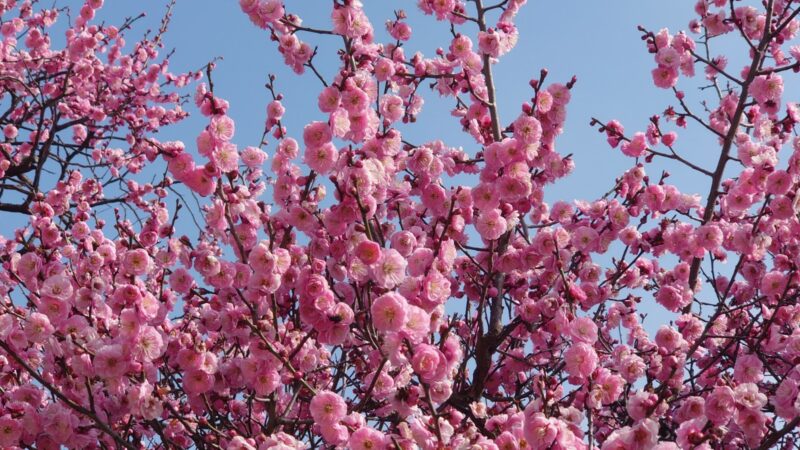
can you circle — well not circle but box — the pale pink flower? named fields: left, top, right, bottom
left=751, top=74, right=783, bottom=104
left=656, top=47, right=681, bottom=68
left=676, top=417, right=707, bottom=449
left=760, top=271, right=787, bottom=296
left=253, top=368, right=280, bottom=396
left=241, top=146, right=267, bottom=169
left=390, top=231, right=417, bottom=257
left=471, top=183, right=500, bottom=210
left=735, top=383, right=767, bottom=410
left=571, top=226, right=599, bottom=253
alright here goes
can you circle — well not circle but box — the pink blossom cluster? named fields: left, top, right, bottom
left=1, top=0, right=800, bottom=449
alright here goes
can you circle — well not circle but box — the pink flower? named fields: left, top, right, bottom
left=655, top=47, right=681, bottom=68
left=390, top=231, right=417, bottom=256
left=348, top=427, right=386, bottom=450
left=751, top=74, right=783, bottom=105
left=16, top=252, right=41, bottom=280
left=303, top=121, right=332, bottom=149
left=168, top=152, right=195, bottom=180
left=371, top=292, right=408, bottom=332
left=571, top=226, right=600, bottom=253
left=183, top=168, right=217, bottom=196
left=94, top=344, right=129, bottom=379
left=736, top=408, right=768, bottom=447
left=652, top=66, right=679, bottom=88
left=267, top=100, right=285, bottom=120
left=341, top=87, right=369, bottom=114
left=213, top=143, right=239, bottom=173
left=372, top=249, right=407, bottom=288
left=569, top=317, right=598, bottom=344
left=563, top=342, right=597, bottom=381
left=134, top=326, right=164, bottom=362
left=655, top=326, right=684, bottom=353
left=476, top=209, right=507, bottom=241
left=513, top=115, right=542, bottom=145
left=705, top=386, right=735, bottom=425
left=184, top=369, right=214, bottom=394
left=694, top=224, right=723, bottom=251
left=123, top=249, right=153, bottom=276
left=676, top=418, right=707, bottom=449
left=619, top=354, right=646, bottom=383
left=760, top=271, right=787, bottom=296
left=471, top=183, right=500, bottom=210
left=523, top=410, right=558, bottom=449
left=241, top=146, right=266, bottom=169
left=655, top=283, right=691, bottom=312
left=318, top=86, right=341, bottom=112
left=309, top=390, right=347, bottom=424
left=733, top=354, right=764, bottom=383
left=355, top=240, right=382, bottom=265
left=3, top=124, right=18, bottom=140
left=621, top=132, right=647, bottom=158
left=25, top=312, right=54, bottom=342
left=41, top=273, right=73, bottom=301
left=380, top=94, right=405, bottom=123
left=478, top=30, right=501, bottom=57
left=0, top=415, right=21, bottom=448
left=734, top=383, right=767, bottom=410
left=253, top=368, right=280, bottom=396
left=169, top=268, right=195, bottom=294
left=319, top=422, right=350, bottom=446
left=210, top=115, right=235, bottom=141
left=412, top=344, right=448, bottom=383
left=304, top=142, right=338, bottom=174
